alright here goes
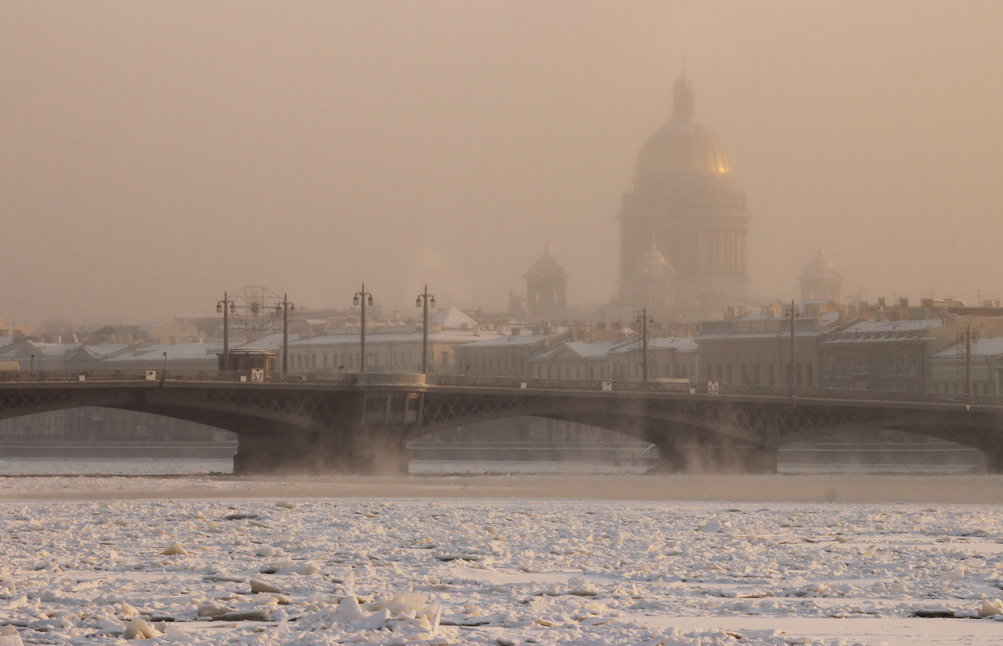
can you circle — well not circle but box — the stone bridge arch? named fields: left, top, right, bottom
left=780, top=408, right=1003, bottom=470
left=411, top=393, right=772, bottom=472
left=0, top=385, right=371, bottom=473
left=412, top=394, right=759, bottom=443
left=2, top=383, right=1001, bottom=474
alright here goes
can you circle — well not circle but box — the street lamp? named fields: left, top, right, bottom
left=216, top=292, right=236, bottom=372
left=353, top=283, right=374, bottom=372
left=275, top=293, right=295, bottom=377
left=787, top=299, right=800, bottom=397
left=29, top=354, right=34, bottom=372
left=416, top=285, right=436, bottom=374
left=635, top=307, right=653, bottom=382
left=162, top=351, right=168, bottom=381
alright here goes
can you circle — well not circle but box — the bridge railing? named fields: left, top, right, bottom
left=2, top=368, right=1001, bottom=407
left=428, top=375, right=695, bottom=393
left=427, top=375, right=1003, bottom=406
left=0, top=369, right=293, bottom=383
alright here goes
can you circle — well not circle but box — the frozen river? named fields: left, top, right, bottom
left=0, top=468, right=1000, bottom=644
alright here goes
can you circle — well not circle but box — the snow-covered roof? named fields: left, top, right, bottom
left=457, top=332, right=562, bottom=348
left=697, top=330, right=820, bottom=341
left=234, top=332, right=301, bottom=352
left=291, top=328, right=498, bottom=348
left=530, top=340, right=623, bottom=362
left=79, top=344, right=130, bottom=359
left=430, top=306, right=478, bottom=330
left=27, top=342, right=81, bottom=357
left=932, top=337, right=1003, bottom=359
left=819, top=310, right=841, bottom=325
left=840, top=319, right=944, bottom=333
left=822, top=319, right=945, bottom=344
left=565, top=340, right=623, bottom=359
left=107, top=343, right=222, bottom=362
left=609, top=337, right=698, bottom=353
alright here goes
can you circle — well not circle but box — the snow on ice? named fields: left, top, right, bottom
left=0, top=476, right=999, bottom=644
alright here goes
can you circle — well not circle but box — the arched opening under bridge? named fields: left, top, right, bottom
left=407, top=416, right=655, bottom=473
left=779, top=426, right=986, bottom=474
left=0, top=407, right=236, bottom=474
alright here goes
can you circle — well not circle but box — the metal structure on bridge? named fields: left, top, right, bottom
left=0, top=372, right=1001, bottom=474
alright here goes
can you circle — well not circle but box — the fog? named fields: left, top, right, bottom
left=3, top=1, right=1002, bottom=323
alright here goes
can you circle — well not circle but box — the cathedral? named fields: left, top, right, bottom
left=616, top=71, right=750, bottom=320
left=511, top=70, right=754, bottom=324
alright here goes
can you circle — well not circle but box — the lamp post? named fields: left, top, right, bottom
left=162, top=351, right=168, bottom=381
left=416, top=285, right=436, bottom=374
left=275, top=293, right=294, bottom=377
left=635, top=307, right=653, bottom=382
left=787, top=299, right=800, bottom=397
left=216, top=292, right=235, bottom=372
left=960, top=319, right=977, bottom=396
left=353, top=283, right=374, bottom=372
left=29, top=354, right=34, bottom=372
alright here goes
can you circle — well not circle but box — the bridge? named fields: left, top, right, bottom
left=1, top=371, right=1001, bottom=474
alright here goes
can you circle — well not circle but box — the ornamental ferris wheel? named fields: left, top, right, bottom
left=230, top=285, right=281, bottom=333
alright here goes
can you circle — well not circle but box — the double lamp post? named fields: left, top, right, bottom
left=352, top=283, right=436, bottom=374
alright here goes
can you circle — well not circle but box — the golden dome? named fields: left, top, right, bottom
left=633, top=73, right=732, bottom=176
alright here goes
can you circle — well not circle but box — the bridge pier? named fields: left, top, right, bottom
left=651, top=443, right=778, bottom=474
left=984, top=446, right=1003, bottom=474
left=232, top=423, right=412, bottom=475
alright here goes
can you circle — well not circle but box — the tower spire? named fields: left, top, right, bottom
left=672, top=66, right=695, bottom=122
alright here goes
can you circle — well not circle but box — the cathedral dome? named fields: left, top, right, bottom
left=634, top=122, right=731, bottom=175
left=633, top=74, right=732, bottom=176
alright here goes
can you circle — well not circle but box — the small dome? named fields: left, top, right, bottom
left=801, top=248, right=841, bottom=278
left=526, top=247, right=568, bottom=281
left=639, top=240, right=675, bottom=278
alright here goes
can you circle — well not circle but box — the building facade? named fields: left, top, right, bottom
left=694, top=304, right=842, bottom=387
left=816, top=318, right=987, bottom=392
left=929, top=336, right=1003, bottom=396
left=455, top=328, right=568, bottom=378
left=287, top=306, right=497, bottom=375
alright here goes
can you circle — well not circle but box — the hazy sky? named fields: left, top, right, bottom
left=3, top=1, right=1002, bottom=324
